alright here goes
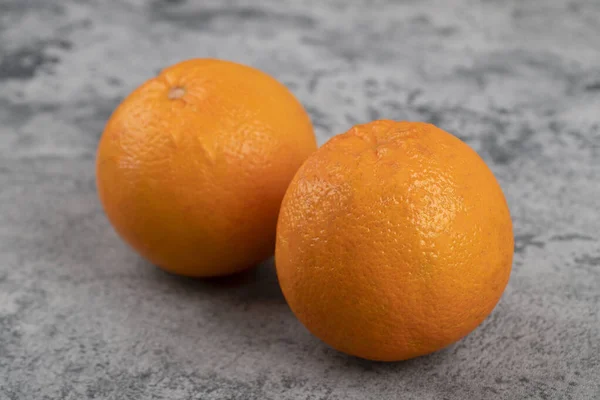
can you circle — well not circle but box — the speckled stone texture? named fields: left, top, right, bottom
left=1, top=0, right=599, bottom=399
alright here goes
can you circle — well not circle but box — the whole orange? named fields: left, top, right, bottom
left=276, top=120, right=513, bottom=361
left=97, top=59, right=317, bottom=277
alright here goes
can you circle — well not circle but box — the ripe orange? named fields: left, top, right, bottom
left=276, top=120, right=513, bottom=361
left=96, top=58, right=317, bottom=277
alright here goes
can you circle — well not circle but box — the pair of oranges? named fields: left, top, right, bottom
left=96, top=59, right=513, bottom=362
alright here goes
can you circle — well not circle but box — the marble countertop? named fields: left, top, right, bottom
left=1, top=0, right=599, bottom=399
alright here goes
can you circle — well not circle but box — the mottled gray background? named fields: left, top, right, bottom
left=1, top=0, right=599, bottom=399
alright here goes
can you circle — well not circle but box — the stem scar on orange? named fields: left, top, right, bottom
left=275, top=120, right=514, bottom=361
left=96, top=58, right=317, bottom=277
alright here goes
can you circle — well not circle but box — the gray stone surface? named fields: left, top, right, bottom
left=1, top=0, right=599, bottom=398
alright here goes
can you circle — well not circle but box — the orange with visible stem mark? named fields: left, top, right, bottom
left=97, top=58, right=317, bottom=277
left=276, top=120, right=513, bottom=361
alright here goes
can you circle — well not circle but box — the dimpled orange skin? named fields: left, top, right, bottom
left=96, top=59, right=317, bottom=277
left=275, top=120, right=513, bottom=361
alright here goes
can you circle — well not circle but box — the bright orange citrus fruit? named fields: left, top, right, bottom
left=276, top=120, right=513, bottom=361
left=96, top=58, right=317, bottom=277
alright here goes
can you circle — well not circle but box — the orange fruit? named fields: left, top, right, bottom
left=276, top=120, right=513, bottom=361
left=96, top=58, right=317, bottom=277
